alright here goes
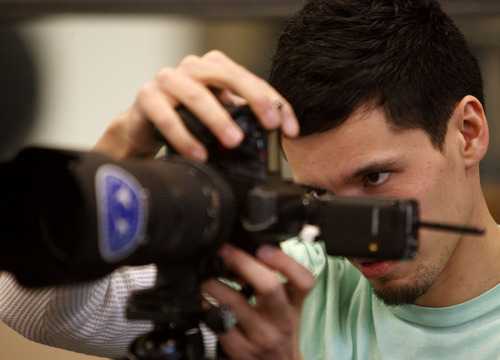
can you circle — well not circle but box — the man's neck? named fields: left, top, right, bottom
left=415, top=213, right=500, bottom=307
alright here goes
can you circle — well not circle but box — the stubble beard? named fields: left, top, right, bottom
left=369, top=265, right=442, bottom=306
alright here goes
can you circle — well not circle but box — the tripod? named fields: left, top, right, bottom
left=126, top=260, right=234, bottom=360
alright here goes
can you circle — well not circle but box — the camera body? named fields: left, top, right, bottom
left=167, top=106, right=308, bottom=254
left=167, top=105, right=419, bottom=259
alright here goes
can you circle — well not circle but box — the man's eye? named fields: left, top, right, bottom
left=308, top=188, right=334, bottom=199
left=364, top=172, right=390, bottom=186
left=312, top=188, right=327, bottom=198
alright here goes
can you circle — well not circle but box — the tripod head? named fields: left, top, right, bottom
left=126, top=261, right=215, bottom=360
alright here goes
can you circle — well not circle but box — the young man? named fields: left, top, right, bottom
left=1, top=0, right=499, bottom=359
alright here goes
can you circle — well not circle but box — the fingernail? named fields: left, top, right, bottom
left=256, top=245, right=279, bottom=261
left=217, top=244, right=231, bottom=258
left=191, top=148, right=208, bottom=162
left=283, top=117, right=299, bottom=137
left=224, top=126, right=244, bottom=147
left=264, top=109, right=280, bottom=128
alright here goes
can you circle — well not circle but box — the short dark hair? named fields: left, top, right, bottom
left=269, top=0, right=484, bottom=150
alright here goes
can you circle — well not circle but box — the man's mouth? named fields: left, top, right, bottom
left=353, top=259, right=399, bottom=279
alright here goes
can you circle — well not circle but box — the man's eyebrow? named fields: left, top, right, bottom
left=288, top=181, right=314, bottom=190
left=346, top=158, right=400, bottom=183
left=294, top=183, right=317, bottom=191
left=293, top=183, right=334, bottom=195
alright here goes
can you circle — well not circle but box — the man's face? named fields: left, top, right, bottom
left=282, top=105, right=473, bottom=306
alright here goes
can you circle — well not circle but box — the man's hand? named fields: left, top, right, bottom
left=202, top=244, right=315, bottom=360
left=93, top=50, right=298, bottom=160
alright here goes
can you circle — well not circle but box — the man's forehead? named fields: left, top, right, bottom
left=281, top=111, right=429, bottom=187
left=282, top=106, right=390, bottom=156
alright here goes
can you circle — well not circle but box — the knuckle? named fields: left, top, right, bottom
left=177, top=54, right=201, bottom=69
left=155, top=66, right=175, bottom=80
left=204, top=50, right=245, bottom=77
left=135, top=82, right=155, bottom=102
left=182, top=86, right=206, bottom=104
left=203, top=49, right=229, bottom=63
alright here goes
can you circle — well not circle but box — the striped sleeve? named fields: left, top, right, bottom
left=0, top=265, right=156, bottom=359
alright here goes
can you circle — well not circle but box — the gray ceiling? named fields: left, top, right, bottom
left=1, top=0, right=500, bottom=19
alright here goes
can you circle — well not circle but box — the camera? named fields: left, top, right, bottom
left=0, top=105, right=420, bottom=288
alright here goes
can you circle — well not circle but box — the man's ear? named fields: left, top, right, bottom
left=453, top=95, right=489, bottom=168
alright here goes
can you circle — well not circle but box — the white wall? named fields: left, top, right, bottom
left=18, top=15, right=204, bottom=150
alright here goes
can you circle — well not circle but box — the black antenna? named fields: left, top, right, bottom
left=416, top=221, right=485, bottom=235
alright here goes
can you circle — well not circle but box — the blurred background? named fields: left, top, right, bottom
left=0, top=0, right=499, bottom=358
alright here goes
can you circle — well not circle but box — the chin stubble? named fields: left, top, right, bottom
left=370, top=265, right=442, bottom=306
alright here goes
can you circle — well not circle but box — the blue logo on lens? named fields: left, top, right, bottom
left=95, top=165, right=148, bottom=262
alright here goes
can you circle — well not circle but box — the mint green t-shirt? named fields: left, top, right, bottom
left=281, top=239, right=500, bottom=360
